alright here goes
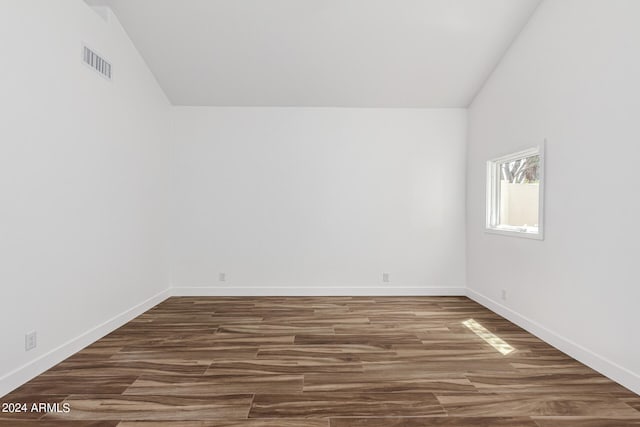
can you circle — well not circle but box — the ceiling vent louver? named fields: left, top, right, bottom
left=82, top=45, right=112, bottom=80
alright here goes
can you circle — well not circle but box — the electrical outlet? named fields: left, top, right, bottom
left=501, top=289, right=507, bottom=301
left=25, top=331, right=37, bottom=351
left=382, top=273, right=390, bottom=283
left=219, top=272, right=226, bottom=282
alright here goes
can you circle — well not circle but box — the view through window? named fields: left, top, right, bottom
left=487, top=147, right=543, bottom=239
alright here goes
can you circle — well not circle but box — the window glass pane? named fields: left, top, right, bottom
left=498, top=154, right=540, bottom=231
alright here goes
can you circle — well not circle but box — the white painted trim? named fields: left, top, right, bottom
left=171, top=285, right=466, bottom=297
left=0, top=288, right=171, bottom=397
left=466, top=288, right=640, bottom=396
left=484, top=227, right=543, bottom=240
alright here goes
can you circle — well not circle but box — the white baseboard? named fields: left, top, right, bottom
left=466, top=288, right=640, bottom=396
left=171, top=285, right=466, bottom=297
left=0, top=288, right=171, bottom=397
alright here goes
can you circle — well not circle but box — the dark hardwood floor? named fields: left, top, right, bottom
left=2, top=296, right=639, bottom=426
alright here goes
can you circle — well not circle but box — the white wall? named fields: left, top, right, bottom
left=467, top=0, right=640, bottom=394
left=171, top=108, right=467, bottom=295
left=0, top=1, right=171, bottom=395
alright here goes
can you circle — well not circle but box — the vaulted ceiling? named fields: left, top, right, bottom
left=88, top=0, right=541, bottom=107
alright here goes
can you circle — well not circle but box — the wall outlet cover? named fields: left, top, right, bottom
left=25, top=331, right=37, bottom=351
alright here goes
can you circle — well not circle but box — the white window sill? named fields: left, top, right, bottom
left=485, top=226, right=544, bottom=240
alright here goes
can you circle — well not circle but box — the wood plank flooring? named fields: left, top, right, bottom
left=1, top=296, right=639, bottom=426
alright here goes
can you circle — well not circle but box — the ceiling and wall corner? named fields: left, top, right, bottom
left=85, top=0, right=541, bottom=107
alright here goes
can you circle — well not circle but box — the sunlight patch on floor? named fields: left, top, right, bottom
left=463, top=318, right=515, bottom=355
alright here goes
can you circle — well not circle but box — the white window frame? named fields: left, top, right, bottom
left=485, top=144, right=545, bottom=240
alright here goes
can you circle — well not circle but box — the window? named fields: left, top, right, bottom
left=486, top=145, right=544, bottom=239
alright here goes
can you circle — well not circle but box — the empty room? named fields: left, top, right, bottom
left=1, top=0, right=639, bottom=425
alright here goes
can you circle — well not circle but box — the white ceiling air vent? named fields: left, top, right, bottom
left=82, top=45, right=112, bottom=80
